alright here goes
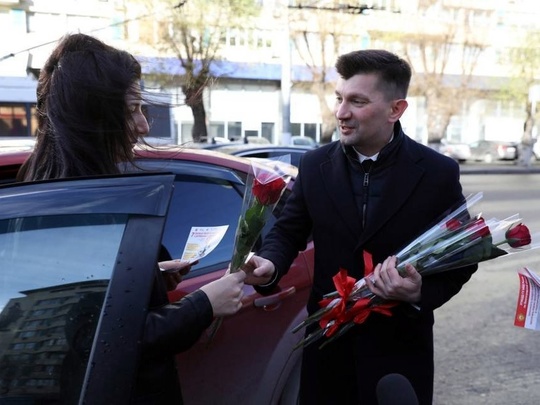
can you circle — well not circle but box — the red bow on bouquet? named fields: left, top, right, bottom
left=318, top=252, right=396, bottom=339
left=293, top=251, right=396, bottom=350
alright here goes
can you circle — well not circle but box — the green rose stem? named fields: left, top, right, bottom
left=230, top=200, right=266, bottom=273
left=208, top=166, right=289, bottom=344
left=208, top=198, right=270, bottom=344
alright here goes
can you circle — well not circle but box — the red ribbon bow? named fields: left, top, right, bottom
left=318, top=251, right=396, bottom=337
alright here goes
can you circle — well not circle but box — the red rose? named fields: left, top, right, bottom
left=252, top=174, right=286, bottom=205
left=506, top=223, right=531, bottom=248
left=446, top=218, right=462, bottom=231
left=468, top=218, right=490, bottom=239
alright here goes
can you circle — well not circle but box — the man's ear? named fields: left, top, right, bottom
left=389, top=99, right=408, bottom=123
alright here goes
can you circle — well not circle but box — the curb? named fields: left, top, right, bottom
left=459, top=165, right=540, bottom=175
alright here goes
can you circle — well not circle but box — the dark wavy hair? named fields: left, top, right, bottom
left=20, top=33, right=143, bottom=181
left=335, top=49, right=411, bottom=100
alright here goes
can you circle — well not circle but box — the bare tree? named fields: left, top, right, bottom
left=137, top=0, right=259, bottom=142
left=369, top=3, right=492, bottom=143
left=288, top=2, right=364, bottom=144
left=287, top=2, right=492, bottom=145
left=403, top=33, right=485, bottom=143
left=498, top=30, right=540, bottom=165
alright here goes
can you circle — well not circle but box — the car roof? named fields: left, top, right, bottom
left=0, top=149, right=31, bottom=164
left=210, top=144, right=312, bottom=154
left=0, top=145, right=299, bottom=180
left=134, top=146, right=298, bottom=176
left=204, top=144, right=311, bottom=168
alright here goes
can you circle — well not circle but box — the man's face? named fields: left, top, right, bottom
left=334, top=73, right=398, bottom=156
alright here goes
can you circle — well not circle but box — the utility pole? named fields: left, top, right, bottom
left=280, top=0, right=292, bottom=146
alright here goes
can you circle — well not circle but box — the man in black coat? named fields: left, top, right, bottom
left=244, top=49, right=477, bottom=404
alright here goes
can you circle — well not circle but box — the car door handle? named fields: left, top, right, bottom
left=253, top=286, right=296, bottom=310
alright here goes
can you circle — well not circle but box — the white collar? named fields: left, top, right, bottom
left=356, top=151, right=379, bottom=163
left=353, top=134, right=394, bottom=163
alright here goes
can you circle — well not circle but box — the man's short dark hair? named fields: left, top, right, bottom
left=335, top=49, right=412, bottom=100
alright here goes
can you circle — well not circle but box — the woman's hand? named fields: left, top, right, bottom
left=200, top=271, right=246, bottom=317
left=159, top=259, right=198, bottom=291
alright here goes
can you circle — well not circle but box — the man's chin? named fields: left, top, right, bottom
left=340, top=134, right=357, bottom=146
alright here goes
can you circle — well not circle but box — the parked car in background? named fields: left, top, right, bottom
left=0, top=147, right=312, bottom=405
left=531, top=140, right=540, bottom=161
left=468, top=140, right=519, bottom=163
left=431, top=139, right=471, bottom=163
left=290, top=136, right=318, bottom=148
left=195, top=136, right=272, bottom=151
left=209, top=144, right=313, bottom=168
left=204, top=135, right=271, bottom=147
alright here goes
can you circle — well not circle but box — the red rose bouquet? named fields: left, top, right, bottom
left=293, top=192, right=540, bottom=350
left=229, top=159, right=291, bottom=273
left=208, top=158, right=291, bottom=341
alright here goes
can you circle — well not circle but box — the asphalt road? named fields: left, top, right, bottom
left=433, top=164, right=540, bottom=405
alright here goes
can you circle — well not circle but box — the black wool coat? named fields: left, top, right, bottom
left=258, top=124, right=477, bottom=405
left=132, top=268, right=214, bottom=404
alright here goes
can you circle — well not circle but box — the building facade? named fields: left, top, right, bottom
left=0, top=0, right=538, bottom=147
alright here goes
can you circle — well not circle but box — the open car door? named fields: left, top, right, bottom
left=0, top=173, right=175, bottom=404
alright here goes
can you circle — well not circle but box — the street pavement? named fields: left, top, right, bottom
left=433, top=163, right=540, bottom=405
left=459, top=160, right=540, bottom=175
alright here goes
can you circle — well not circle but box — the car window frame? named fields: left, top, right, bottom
left=132, top=159, right=248, bottom=277
left=131, top=158, right=296, bottom=278
left=0, top=173, right=175, bottom=404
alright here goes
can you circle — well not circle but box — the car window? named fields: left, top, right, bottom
left=0, top=214, right=127, bottom=404
left=146, top=170, right=285, bottom=277
left=126, top=159, right=291, bottom=276
left=160, top=174, right=245, bottom=275
left=162, top=172, right=291, bottom=276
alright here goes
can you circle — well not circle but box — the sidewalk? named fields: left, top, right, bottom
left=459, top=161, right=540, bottom=175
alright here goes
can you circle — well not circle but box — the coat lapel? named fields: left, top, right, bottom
left=320, top=145, right=363, bottom=238
left=359, top=138, right=425, bottom=245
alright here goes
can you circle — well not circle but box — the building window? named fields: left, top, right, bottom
left=142, top=104, right=172, bottom=140
left=180, top=123, right=193, bottom=143
left=228, top=121, right=242, bottom=141
left=0, top=104, right=34, bottom=137
left=261, top=122, right=274, bottom=142
left=290, top=122, right=320, bottom=141
left=291, top=123, right=301, bottom=137
left=304, top=123, right=318, bottom=140
left=209, top=122, right=225, bottom=138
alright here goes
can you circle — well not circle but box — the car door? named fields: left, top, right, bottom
left=134, top=158, right=313, bottom=405
left=0, top=173, right=175, bottom=404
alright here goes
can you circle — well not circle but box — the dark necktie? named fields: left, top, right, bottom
left=361, top=159, right=373, bottom=173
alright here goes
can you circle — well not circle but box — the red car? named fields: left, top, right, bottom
left=0, top=146, right=313, bottom=404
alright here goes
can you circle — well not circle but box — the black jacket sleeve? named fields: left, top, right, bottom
left=143, top=289, right=214, bottom=355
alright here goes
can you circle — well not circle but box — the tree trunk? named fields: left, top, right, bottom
left=519, top=103, right=535, bottom=167
left=189, top=101, right=207, bottom=143
left=182, top=82, right=208, bottom=143
left=310, top=81, right=336, bottom=144
left=321, top=119, right=336, bottom=144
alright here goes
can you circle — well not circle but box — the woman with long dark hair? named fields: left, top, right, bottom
left=18, top=33, right=245, bottom=404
